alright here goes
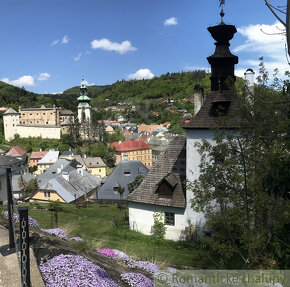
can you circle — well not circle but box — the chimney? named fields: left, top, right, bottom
left=83, top=153, right=87, bottom=159
left=194, top=85, right=204, bottom=116
left=77, top=164, right=83, bottom=176
left=62, top=171, right=69, bottom=181
left=244, top=68, right=255, bottom=95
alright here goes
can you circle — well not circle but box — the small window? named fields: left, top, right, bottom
left=165, top=212, right=175, bottom=226
left=99, top=169, right=101, bottom=172
left=44, top=191, right=51, bottom=198
left=124, top=170, right=131, bottom=176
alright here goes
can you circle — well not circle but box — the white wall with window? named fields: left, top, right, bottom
left=129, top=202, right=186, bottom=241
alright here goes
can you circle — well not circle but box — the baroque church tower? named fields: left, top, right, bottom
left=77, top=78, right=91, bottom=124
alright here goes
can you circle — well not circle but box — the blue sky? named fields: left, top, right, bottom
left=0, top=0, right=288, bottom=94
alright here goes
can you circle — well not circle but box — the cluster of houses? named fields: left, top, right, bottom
left=0, top=16, right=255, bottom=241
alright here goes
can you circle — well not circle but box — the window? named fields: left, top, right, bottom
left=99, top=169, right=101, bottom=172
left=44, top=191, right=51, bottom=198
left=165, top=212, right=175, bottom=226
left=124, top=169, right=131, bottom=176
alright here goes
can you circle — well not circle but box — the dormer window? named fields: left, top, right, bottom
left=156, top=173, right=177, bottom=198
left=210, top=101, right=230, bottom=117
left=124, top=169, right=131, bottom=176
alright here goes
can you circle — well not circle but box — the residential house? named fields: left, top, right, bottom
left=7, top=146, right=27, bottom=162
left=127, top=15, right=241, bottom=240
left=95, top=160, right=149, bottom=201
left=73, top=155, right=106, bottom=178
left=35, top=150, right=59, bottom=174
left=137, top=124, right=163, bottom=134
left=127, top=136, right=186, bottom=241
left=31, top=166, right=100, bottom=203
left=59, top=150, right=77, bottom=160
left=147, top=136, right=171, bottom=163
left=0, top=155, right=29, bottom=176
left=12, top=174, right=36, bottom=199
left=105, top=126, right=114, bottom=134
left=29, top=150, right=48, bottom=167
left=111, top=139, right=152, bottom=167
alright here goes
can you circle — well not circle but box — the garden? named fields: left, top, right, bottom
left=0, top=203, right=213, bottom=286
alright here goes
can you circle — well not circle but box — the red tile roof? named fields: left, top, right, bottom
left=7, top=146, right=26, bottom=157
left=30, top=151, right=48, bottom=159
left=111, top=139, right=151, bottom=152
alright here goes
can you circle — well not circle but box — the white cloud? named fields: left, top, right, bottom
left=84, top=80, right=95, bottom=86
left=234, top=21, right=288, bottom=79
left=38, top=72, right=50, bottom=81
left=91, top=38, right=137, bottom=54
left=1, top=75, right=35, bottom=87
left=127, top=69, right=155, bottom=80
left=50, top=39, right=59, bottom=47
left=74, top=53, right=82, bottom=61
left=164, top=17, right=178, bottom=26
left=62, top=35, right=69, bottom=44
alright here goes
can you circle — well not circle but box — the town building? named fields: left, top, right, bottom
left=73, top=155, right=107, bottom=178
left=29, top=150, right=48, bottom=167
left=111, top=139, right=152, bottom=167
left=127, top=136, right=186, bottom=240
left=95, top=160, right=149, bottom=201
left=31, top=165, right=100, bottom=203
left=137, top=124, right=163, bottom=134
left=77, top=79, right=91, bottom=124
left=35, top=150, right=59, bottom=174
left=3, top=105, right=74, bottom=141
left=128, top=12, right=241, bottom=240
left=6, top=146, right=27, bottom=162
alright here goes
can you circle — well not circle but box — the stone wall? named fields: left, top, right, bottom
left=16, top=125, right=61, bottom=139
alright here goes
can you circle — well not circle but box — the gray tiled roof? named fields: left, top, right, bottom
left=127, top=136, right=186, bottom=208
left=12, top=174, right=35, bottom=192
left=41, top=169, right=101, bottom=203
left=183, top=91, right=240, bottom=129
left=37, top=159, right=70, bottom=186
left=95, top=160, right=149, bottom=200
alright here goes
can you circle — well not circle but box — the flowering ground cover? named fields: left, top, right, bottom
left=113, top=249, right=134, bottom=263
left=39, top=254, right=120, bottom=287
left=121, top=273, right=153, bottom=287
left=98, top=248, right=116, bottom=258
left=3, top=211, right=39, bottom=227
left=70, top=236, right=83, bottom=242
left=128, top=261, right=160, bottom=275
left=41, top=228, right=68, bottom=240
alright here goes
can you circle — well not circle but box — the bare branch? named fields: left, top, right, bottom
left=265, top=0, right=286, bottom=26
left=270, top=3, right=287, bottom=14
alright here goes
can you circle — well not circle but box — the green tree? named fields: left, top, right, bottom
left=188, top=64, right=290, bottom=268
left=128, top=175, right=144, bottom=193
left=152, top=212, right=167, bottom=239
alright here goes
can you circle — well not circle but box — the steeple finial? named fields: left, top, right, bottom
left=219, top=0, right=225, bottom=23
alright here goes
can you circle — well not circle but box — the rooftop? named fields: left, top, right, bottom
left=111, top=139, right=151, bottom=152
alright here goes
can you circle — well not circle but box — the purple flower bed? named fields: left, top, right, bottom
left=121, top=273, right=153, bottom=287
left=97, top=248, right=116, bottom=258
left=70, top=236, right=83, bottom=242
left=127, top=261, right=160, bottom=274
left=3, top=211, right=39, bottom=227
left=113, top=249, right=133, bottom=263
left=40, top=254, right=120, bottom=287
left=41, top=228, right=68, bottom=240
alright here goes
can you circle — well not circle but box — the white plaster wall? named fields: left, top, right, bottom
left=16, top=125, right=61, bottom=139
left=185, top=129, right=216, bottom=228
left=129, top=202, right=186, bottom=241
left=78, top=108, right=91, bottom=123
left=3, top=114, right=19, bottom=141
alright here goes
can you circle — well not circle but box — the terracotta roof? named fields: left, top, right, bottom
left=123, top=130, right=132, bottom=136
left=30, top=151, right=48, bottom=160
left=137, top=124, right=163, bottom=133
left=111, top=139, right=151, bottom=152
left=7, top=146, right=26, bottom=157
left=183, top=91, right=240, bottom=129
left=127, top=136, right=186, bottom=208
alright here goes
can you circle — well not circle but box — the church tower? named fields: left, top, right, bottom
left=77, top=78, right=91, bottom=124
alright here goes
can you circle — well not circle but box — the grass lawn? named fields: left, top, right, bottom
left=0, top=202, right=212, bottom=268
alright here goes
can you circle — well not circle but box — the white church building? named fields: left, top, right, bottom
left=127, top=14, right=254, bottom=240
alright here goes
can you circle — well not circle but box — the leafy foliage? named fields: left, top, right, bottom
left=188, top=63, right=290, bottom=268
left=152, top=212, right=167, bottom=239
left=128, top=175, right=145, bottom=194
